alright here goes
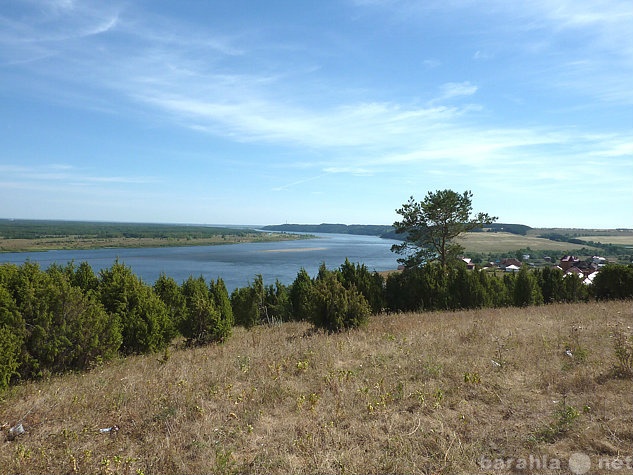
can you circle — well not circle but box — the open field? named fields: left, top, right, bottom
left=576, top=236, right=633, bottom=246
left=528, top=229, right=633, bottom=238
left=2, top=300, right=632, bottom=474
left=527, top=229, right=633, bottom=247
left=455, top=232, right=599, bottom=254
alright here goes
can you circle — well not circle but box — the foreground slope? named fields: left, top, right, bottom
left=1, top=301, right=632, bottom=474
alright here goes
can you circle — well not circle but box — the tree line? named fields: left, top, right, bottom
left=0, top=219, right=258, bottom=240
left=1, top=257, right=632, bottom=391
left=262, top=223, right=394, bottom=236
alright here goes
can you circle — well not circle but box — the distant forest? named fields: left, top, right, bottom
left=0, top=219, right=256, bottom=240
left=262, top=223, right=531, bottom=239
left=263, top=223, right=395, bottom=237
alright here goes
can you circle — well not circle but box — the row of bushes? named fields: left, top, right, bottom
left=0, top=260, right=235, bottom=389
left=0, top=259, right=373, bottom=389
left=1, top=259, right=632, bottom=390
left=387, top=263, right=633, bottom=312
left=227, top=261, right=633, bottom=323
left=229, top=261, right=382, bottom=328
left=387, top=265, right=578, bottom=311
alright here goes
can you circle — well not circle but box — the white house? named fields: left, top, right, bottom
left=583, top=271, right=599, bottom=285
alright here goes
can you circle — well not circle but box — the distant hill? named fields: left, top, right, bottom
left=262, top=223, right=395, bottom=237
left=263, top=223, right=531, bottom=239
left=472, top=223, right=532, bottom=236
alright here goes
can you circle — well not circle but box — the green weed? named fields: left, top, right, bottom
left=531, top=399, right=580, bottom=443
left=214, top=448, right=236, bottom=475
left=463, top=372, right=481, bottom=384
left=612, top=329, right=633, bottom=378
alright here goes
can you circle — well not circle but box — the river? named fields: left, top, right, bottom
left=0, top=233, right=401, bottom=291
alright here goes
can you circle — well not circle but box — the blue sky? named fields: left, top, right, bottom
left=1, top=0, right=631, bottom=228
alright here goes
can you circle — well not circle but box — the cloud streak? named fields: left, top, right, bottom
left=434, top=82, right=478, bottom=103
left=0, top=165, right=158, bottom=187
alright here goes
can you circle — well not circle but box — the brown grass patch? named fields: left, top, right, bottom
left=1, top=301, right=632, bottom=474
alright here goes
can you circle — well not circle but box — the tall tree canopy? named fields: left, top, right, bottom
left=392, top=189, right=497, bottom=269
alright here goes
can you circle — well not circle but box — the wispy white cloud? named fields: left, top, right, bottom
left=272, top=174, right=328, bottom=192
left=362, top=127, right=566, bottom=167
left=323, top=167, right=374, bottom=176
left=587, top=136, right=633, bottom=158
left=532, top=0, right=633, bottom=31
left=0, top=164, right=158, bottom=186
left=0, top=2, right=121, bottom=69
left=473, top=50, right=494, bottom=61
left=80, top=14, right=118, bottom=37
left=432, top=82, right=478, bottom=104
left=137, top=87, right=467, bottom=150
left=423, top=59, right=441, bottom=69
left=49, top=0, right=79, bottom=12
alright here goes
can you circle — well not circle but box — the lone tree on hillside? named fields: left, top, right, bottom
left=392, top=189, right=497, bottom=270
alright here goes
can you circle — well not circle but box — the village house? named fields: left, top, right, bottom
left=564, top=266, right=584, bottom=278
left=461, top=257, right=476, bottom=270
left=500, top=258, right=522, bottom=269
left=559, top=255, right=606, bottom=283
left=583, top=271, right=599, bottom=285
left=560, top=255, right=580, bottom=271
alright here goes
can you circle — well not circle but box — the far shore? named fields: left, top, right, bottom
left=0, top=233, right=309, bottom=253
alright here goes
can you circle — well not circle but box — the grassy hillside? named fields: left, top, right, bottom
left=1, top=301, right=632, bottom=474
left=455, top=231, right=598, bottom=254
left=528, top=228, right=633, bottom=239
left=577, top=235, right=633, bottom=246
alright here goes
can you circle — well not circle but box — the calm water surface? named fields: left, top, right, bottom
left=0, top=233, right=400, bottom=291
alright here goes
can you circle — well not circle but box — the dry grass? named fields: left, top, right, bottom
left=1, top=301, right=632, bottom=474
